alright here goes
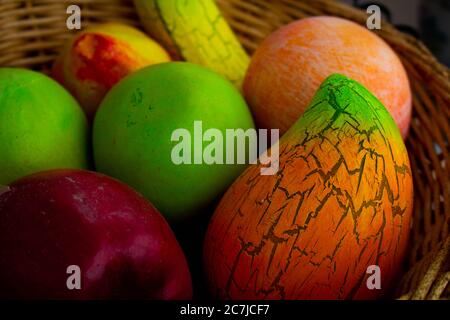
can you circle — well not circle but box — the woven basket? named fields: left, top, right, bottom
left=0, top=0, right=449, bottom=300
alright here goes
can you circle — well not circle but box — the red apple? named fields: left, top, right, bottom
left=0, top=169, right=192, bottom=299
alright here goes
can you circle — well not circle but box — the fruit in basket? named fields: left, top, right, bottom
left=133, top=0, right=249, bottom=88
left=0, top=68, right=88, bottom=185
left=0, top=169, right=192, bottom=299
left=244, top=16, right=412, bottom=139
left=93, top=62, right=255, bottom=220
left=52, top=23, right=170, bottom=118
left=204, top=74, right=413, bottom=299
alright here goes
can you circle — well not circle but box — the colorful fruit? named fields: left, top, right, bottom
left=244, top=16, right=412, bottom=138
left=93, top=62, right=255, bottom=220
left=204, top=74, right=413, bottom=299
left=134, top=0, right=249, bottom=88
left=0, top=169, right=192, bottom=299
left=0, top=68, right=88, bottom=185
left=52, top=23, right=170, bottom=118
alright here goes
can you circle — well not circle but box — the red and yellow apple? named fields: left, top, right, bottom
left=0, top=169, right=192, bottom=299
left=52, top=23, right=170, bottom=118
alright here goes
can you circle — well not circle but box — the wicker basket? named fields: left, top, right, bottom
left=0, top=0, right=449, bottom=300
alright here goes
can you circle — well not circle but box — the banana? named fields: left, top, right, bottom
left=133, top=0, right=250, bottom=88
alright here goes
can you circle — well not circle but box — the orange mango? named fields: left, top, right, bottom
left=204, top=74, right=413, bottom=299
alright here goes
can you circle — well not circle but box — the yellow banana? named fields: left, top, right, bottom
left=133, top=0, right=250, bottom=88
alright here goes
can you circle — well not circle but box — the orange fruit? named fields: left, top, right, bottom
left=244, top=16, right=412, bottom=139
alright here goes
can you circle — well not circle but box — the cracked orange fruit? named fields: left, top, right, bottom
left=204, top=74, right=413, bottom=299
left=244, top=16, right=412, bottom=139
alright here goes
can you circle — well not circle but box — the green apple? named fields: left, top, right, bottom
left=93, top=62, right=255, bottom=220
left=0, top=68, right=89, bottom=184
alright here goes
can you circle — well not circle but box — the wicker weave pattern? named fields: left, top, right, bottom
left=0, top=0, right=449, bottom=300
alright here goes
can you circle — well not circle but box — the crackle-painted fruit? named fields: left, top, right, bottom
left=204, top=74, right=413, bottom=300
left=52, top=23, right=170, bottom=118
left=0, top=68, right=88, bottom=185
left=244, top=16, right=412, bottom=138
left=93, top=62, right=255, bottom=220
left=134, top=0, right=249, bottom=88
left=0, top=169, right=192, bottom=299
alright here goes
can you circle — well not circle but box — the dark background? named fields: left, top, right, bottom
left=342, top=0, right=450, bottom=66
